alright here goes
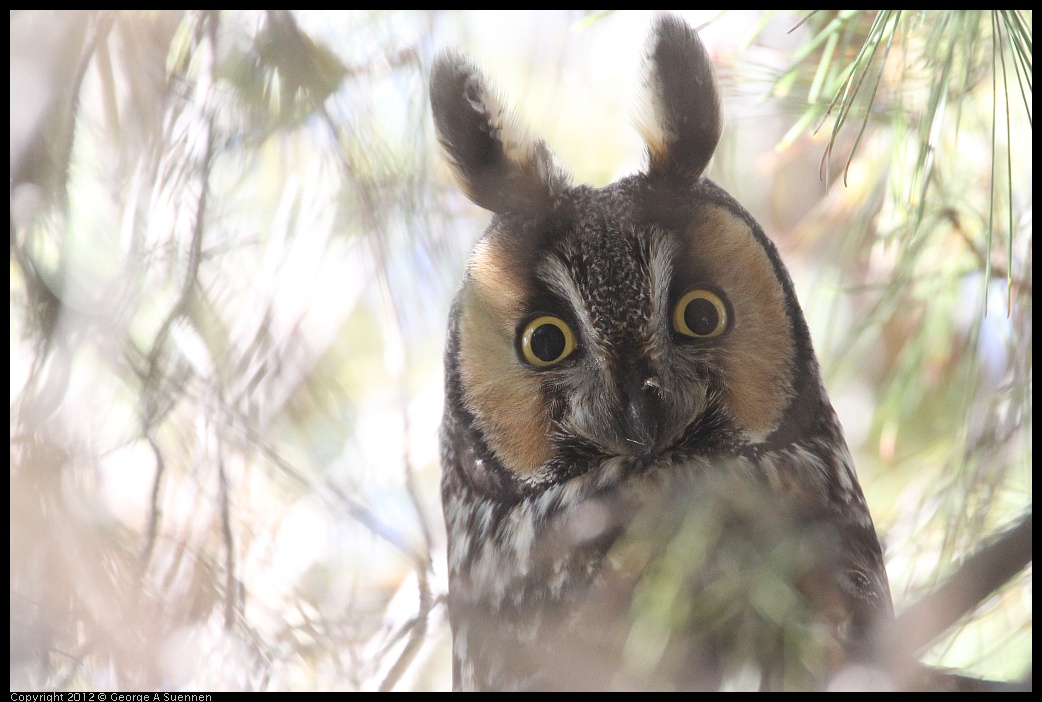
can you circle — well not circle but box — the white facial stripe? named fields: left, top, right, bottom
left=646, top=230, right=676, bottom=354
left=537, top=256, right=610, bottom=366
left=538, top=231, right=676, bottom=364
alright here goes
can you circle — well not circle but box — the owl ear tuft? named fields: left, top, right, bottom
left=430, top=51, right=571, bottom=214
left=637, top=15, right=722, bottom=186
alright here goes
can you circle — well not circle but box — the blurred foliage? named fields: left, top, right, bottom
left=741, top=9, right=1031, bottom=679
left=11, top=10, right=454, bottom=691
left=9, top=10, right=1030, bottom=691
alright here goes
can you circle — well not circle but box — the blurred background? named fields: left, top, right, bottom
left=9, top=10, right=1031, bottom=691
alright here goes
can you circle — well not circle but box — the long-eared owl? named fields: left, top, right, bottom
left=433, top=15, right=892, bottom=691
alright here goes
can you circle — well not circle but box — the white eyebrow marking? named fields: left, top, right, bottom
left=536, top=255, right=610, bottom=367
left=647, top=228, right=676, bottom=355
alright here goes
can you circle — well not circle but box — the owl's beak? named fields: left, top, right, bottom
left=621, top=372, right=661, bottom=464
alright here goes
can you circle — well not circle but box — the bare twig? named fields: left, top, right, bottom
left=892, top=512, right=1032, bottom=659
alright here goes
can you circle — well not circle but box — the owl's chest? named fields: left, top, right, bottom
left=440, top=468, right=633, bottom=690
left=440, top=452, right=730, bottom=689
left=441, top=439, right=891, bottom=690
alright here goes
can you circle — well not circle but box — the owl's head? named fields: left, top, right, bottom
left=433, top=16, right=824, bottom=489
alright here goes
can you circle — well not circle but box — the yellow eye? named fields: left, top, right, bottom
left=673, top=289, right=729, bottom=338
left=520, top=316, right=576, bottom=367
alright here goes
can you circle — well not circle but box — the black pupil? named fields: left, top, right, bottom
left=531, top=323, right=566, bottom=362
left=685, top=297, right=719, bottom=336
